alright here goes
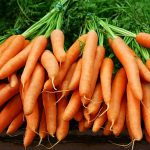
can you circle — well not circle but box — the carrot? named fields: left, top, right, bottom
left=107, top=68, right=127, bottom=128
left=146, top=59, right=150, bottom=70
left=39, top=110, right=47, bottom=142
left=126, top=84, right=143, bottom=141
left=23, top=63, right=45, bottom=115
left=145, top=130, right=150, bottom=143
left=63, top=90, right=81, bottom=121
left=113, top=97, right=126, bottom=136
left=103, top=121, right=112, bottom=136
left=79, top=119, right=87, bottom=132
left=136, top=32, right=150, bottom=49
left=23, top=126, right=36, bottom=148
left=23, top=40, right=30, bottom=48
left=0, top=41, right=33, bottom=79
left=7, top=112, right=24, bottom=134
left=111, top=36, right=142, bottom=100
left=56, top=95, right=69, bottom=141
left=100, top=57, right=114, bottom=107
left=0, top=35, right=25, bottom=68
left=141, top=82, right=150, bottom=136
left=87, top=83, right=103, bottom=116
left=41, top=50, right=59, bottom=89
left=21, top=35, right=47, bottom=85
left=42, top=92, right=56, bottom=137
left=92, top=105, right=107, bottom=133
left=81, top=45, right=105, bottom=105
left=51, top=29, right=66, bottom=62
left=79, top=31, right=98, bottom=98
left=74, top=108, right=83, bottom=122
left=83, top=108, right=90, bottom=122
left=44, top=34, right=87, bottom=90
left=68, top=59, right=82, bottom=90
left=0, top=35, right=16, bottom=56
left=0, top=94, right=22, bottom=133
left=8, top=73, right=19, bottom=88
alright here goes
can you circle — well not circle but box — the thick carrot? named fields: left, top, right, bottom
left=103, top=121, right=112, bottom=136
left=100, top=57, right=114, bottom=107
left=0, top=95, right=22, bottom=133
left=8, top=73, right=19, bottom=88
left=92, top=105, right=107, bottom=133
left=21, top=36, right=47, bottom=85
left=41, top=50, right=59, bottom=89
left=63, top=90, right=81, bottom=121
left=81, top=45, right=105, bottom=105
left=23, top=63, right=45, bottom=115
left=51, top=29, right=66, bottom=62
left=42, top=92, right=56, bottom=137
left=0, top=35, right=25, bottom=68
left=113, top=97, right=126, bottom=136
left=56, top=95, right=69, bottom=141
left=0, top=35, right=16, bottom=56
left=44, top=34, right=87, bottom=90
left=107, top=68, right=127, bottom=127
left=136, top=32, right=150, bottom=49
left=79, top=31, right=98, bottom=98
left=39, top=110, right=47, bottom=141
left=23, top=40, right=30, bottom=48
left=74, top=108, right=83, bottom=122
left=7, top=112, right=24, bottom=134
left=87, top=83, right=103, bottom=116
left=126, top=84, right=143, bottom=141
left=68, top=59, right=82, bottom=90
left=141, top=82, right=150, bottom=136
left=111, top=36, right=142, bottom=100
left=0, top=41, right=33, bottom=79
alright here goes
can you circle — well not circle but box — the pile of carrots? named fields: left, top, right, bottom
left=1, top=27, right=150, bottom=149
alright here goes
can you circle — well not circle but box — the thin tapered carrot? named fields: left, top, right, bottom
left=146, top=59, right=150, bottom=70
left=23, top=63, right=45, bottom=115
left=145, top=130, right=150, bottom=143
left=79, top=119, right=87, bottom=132
left=21, top=35, right=47, bottom=86
left=51, top=29, right=66, bottom=62
left=87, top=83, right=103, bottom=116
left=0, top=35, right=25, bottom=68
left=42, top=92, right=56, bottom=137
left=39, top=110, right=47, bottom=142
left=8, top=73, right=18, bottom=88
left=141, top=82, right=150, bottom=137
left=0, top=35, right=16, bottom=56
left=126, top=84, right=143, bottom=141
left=0, top=41, right=33, bottom=79
left=111, top=36, right=142, bottom=100
left=107, top=68, right=127, bottom=127
left=83, top=108, right=90, bottom=122
left=136, top=32, right=150, bottom=49
left=44, top=34, right=87, bottom=90
left=103, top=121, right=112, bottom=136
left=0, top=94, right=22, bottom=133
left=79, top=31, right=98, bottom=98
left=41, top=50, right=59, bottom=89
left=56, top=95, right=69, bottom=141
left=92, top=105, right=107, bottom=133
left=68, top=59, right=82, bottom=91
left=7, top=112, right=24, bottom=134
left=81, top=45, right=105, bottom=105
left=113, top=97, right=126, bottom=136
left=74, top=108, right=83, bottom=122
left=100, top=57, right=114, bottom=107
left=63, top=90, right=81, bottom=121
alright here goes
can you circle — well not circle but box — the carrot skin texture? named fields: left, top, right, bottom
left=103, top=121, right=112, bottom=136
left=111, top=36, right=142, bottom=100
left=74, top=108, right=83, bottom=122
left=146, top=59, right=150, bottom=70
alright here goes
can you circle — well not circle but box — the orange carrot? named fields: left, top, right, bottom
left=42, top=92, right=56, bottom=137
left=146, top=59, right=150, bottom=70
left=51, top=29, right=66, bottom=62
left=103, top=121, right=112, bottom=136
left=44, top=34, right=87, bottom=90
left=21, top=36, right=47, bottom=85
left=0, top=35, right=25, bottom=68
left=136, top=32, right=150, bottom=49
left=7, top=112, right=24, bottom=134
left=0, top=94, right=22, bottom=133
left=63, top=90, right=81, bottom=121
left=74, top=108, right=83, bottom=122
left=68, top=59, right=82, bottom=90
left=126, top=84, right=143, bottom=141
left=145, top=130, right=150, bottom=143
left=100, top=57, right=114, bottom=107
left=56, top=95, right=69, bottom=141
left=79, top=119, right=87, bottom=132
left=8, top=73, right=19, bottom=88
left=79, top=31, right=98, bottom=98
left=111, top=36, right=142, bottom=100
left=107, top=68, right=127, bottom=127
left=23, top=40, right=30, bottom=48
left=23, top=63, right=45, bottom=115
left=83, top=108, right=90, bottom=122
